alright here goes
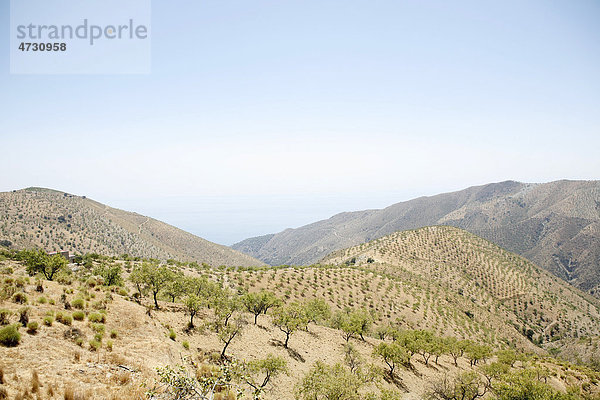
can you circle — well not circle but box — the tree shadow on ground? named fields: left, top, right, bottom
left=406, top=363, right=422, bottom=377
left=268, top=339, right=306, bottom=363
left=383, top=374, right=409, bottom=392
left=416, top=359, right=441, bottom=371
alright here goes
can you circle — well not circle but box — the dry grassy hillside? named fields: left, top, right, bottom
left=321, top=226, right=600, bottom=352
left=0, top=188, right=264, bottom=267
left=1, top=253, right=600, bottom=400
left=233, top=180, right=600, bottom=296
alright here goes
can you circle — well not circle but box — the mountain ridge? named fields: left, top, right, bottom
left=0, top=187, right=265, bottom=267
left=232, top=179, right=600, bottom=295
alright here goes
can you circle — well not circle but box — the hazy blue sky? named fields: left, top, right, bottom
left=1, top=0, right=599, bottom=244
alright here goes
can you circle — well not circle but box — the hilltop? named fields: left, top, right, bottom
left=0, top=188, right=264, bottom=267
left=232, top=180, right=600, bottom=295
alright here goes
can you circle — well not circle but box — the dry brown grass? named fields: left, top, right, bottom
left=30, top=369, right=40, bottom=393
left=63, top=384, right=86, bottom=400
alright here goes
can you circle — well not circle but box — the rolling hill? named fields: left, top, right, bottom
left=0, top=187, right=265, bottom=267
left=232, top=180, right=600, bottom=295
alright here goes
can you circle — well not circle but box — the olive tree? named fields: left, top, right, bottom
left=218, top=314, right=247, bottom=359
left=272, top=302, right=307, bottom=348
left=184, top=295, right=202, bottom=329
left=242, top=291, right=280, bottom=325
left=22, top=250, right=67, bottom=281
left=245, top=354, right=287, bottom=398
left=373, top=342, right=410, bottom=377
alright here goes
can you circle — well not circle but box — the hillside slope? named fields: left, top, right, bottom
left=1, top=234, right=600, bottom=399
left=232, top=180, right=600, bottom=294
left=320, top=226, right=600, bottom=350
left=0, top=188, right=265, bottom=267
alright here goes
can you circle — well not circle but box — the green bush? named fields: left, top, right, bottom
left=88, top=312, right=105, bottom=323
left=56, top=312, right=72, bottom=326
left=0, top=324, right=21, bottom=347
left=109, top=329, right=118, bottom=339
left=37, top=296, right=47, bottom=304
left=106, top=339, right=113, bottom=351
left=26, top=321, right=39, bottom=334
left=91, top=323, right=105, bottom=334
left=94, top=332, right=103, bottom=342
left=71, top=298, right=85, bottom=310
left=72, top=311, right=85, bottom=321
left=182, top=341, right=190, bottom=350
left=89, top=339, right=101, bottom=351
left=168, top=328, right=176, bottom=341
left=43, top=316, right=54, bottom=326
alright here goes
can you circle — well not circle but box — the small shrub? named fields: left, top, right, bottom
left=75, top=337, right=84, bottom=347
left=109, top=329, right=118, bottom=339
left=37, top=296, right=47, bottom=304
left=0, top=309, right=11, bottom=325
left=182, top=341, right=190, bottom=350
left=48, top=298, right=55, bottom=305
left=168, top=328, right=176, bottom=341
left=18, top=308, right=29, bottom=327
left=89, top=339, right=101, bottom=351
left=88, top=312, right=105, bottom=323
left=106, top=339, right=113, bottom=351
left=72, top=311, right=85, bottom=321
left=117, top=287, right=128, bottom=296
left=26, top=321, right=39, bottom=334
left=94, top=332, right=103, bottom=342
left=12, top=292, right=27, bottom=304
left=56, top=313, right=72, bottom=326
left=71, top=298, right=85, bottom=310
left=0, top=324, right=21, bottom=347
left=43, top=316, right=54, bottom=326
left=91, top=323, right=105, bottom=334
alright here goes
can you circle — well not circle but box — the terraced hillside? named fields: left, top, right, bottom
left=318, top=226, right=600, bottom=354
left=0, top=188, right=264, bottom=267
left=233, top=180, right=600, bottom=296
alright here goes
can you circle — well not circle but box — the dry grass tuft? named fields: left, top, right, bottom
left=112, top=372, right=131, bottom=386
left=31, top=369, right=40, bottom=393
left=63, top=384, right=85, bottom=400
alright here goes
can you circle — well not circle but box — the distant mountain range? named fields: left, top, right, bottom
left=232, top=180, right=600, bottom=296
left=0, top=187, right=265, bottom=267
